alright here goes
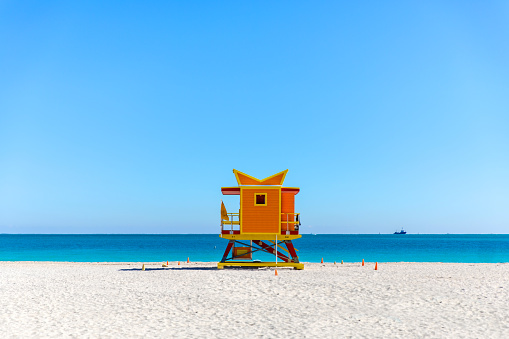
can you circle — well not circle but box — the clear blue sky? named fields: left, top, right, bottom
left=1, top=1, right=508, bottom=234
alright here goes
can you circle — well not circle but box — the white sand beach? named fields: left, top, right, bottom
left=1, top=262, right=508, bottom=338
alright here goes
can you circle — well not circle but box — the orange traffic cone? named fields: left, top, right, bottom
left=375, top=262, right=378, bottom=270
left=166, top=261, right=169, bottom=266
left=362, top=259, right=365, bottom=266
left=321, top=258, right=324, bottom=263
left=275, top=269, right=278, bottom=276
left=187, top=257, right=190, bottom=263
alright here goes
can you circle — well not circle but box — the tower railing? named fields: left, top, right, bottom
left=221, top=213, right=240, bottom=234
left=221, top=212, right=300, bottom=235
left=281, top=212, right=300, bottom=234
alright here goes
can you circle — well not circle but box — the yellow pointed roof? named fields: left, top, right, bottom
left=233, top=169, right=288, bottom=186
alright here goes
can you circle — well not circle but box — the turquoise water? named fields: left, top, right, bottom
left=0, top=234, right=508, bottom=263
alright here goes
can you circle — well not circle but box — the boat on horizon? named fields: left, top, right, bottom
left=394, top=228, right=407, bottom=235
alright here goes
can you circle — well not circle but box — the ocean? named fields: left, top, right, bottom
left=1, top=234, right=508, bottom=263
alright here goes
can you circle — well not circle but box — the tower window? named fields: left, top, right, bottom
left=254, top=193, right=267, bottom=206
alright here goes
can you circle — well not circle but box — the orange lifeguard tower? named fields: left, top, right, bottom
left=218, top=169, right=303, bottom=270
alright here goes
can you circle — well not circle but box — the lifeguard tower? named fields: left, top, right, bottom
left=218, top=169, right=303, bottom=270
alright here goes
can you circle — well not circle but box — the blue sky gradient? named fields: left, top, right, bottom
left=1, top=1, right=508, bottom=234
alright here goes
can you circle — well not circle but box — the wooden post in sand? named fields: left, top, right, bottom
left=274, top=235, right=278, bottom=276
